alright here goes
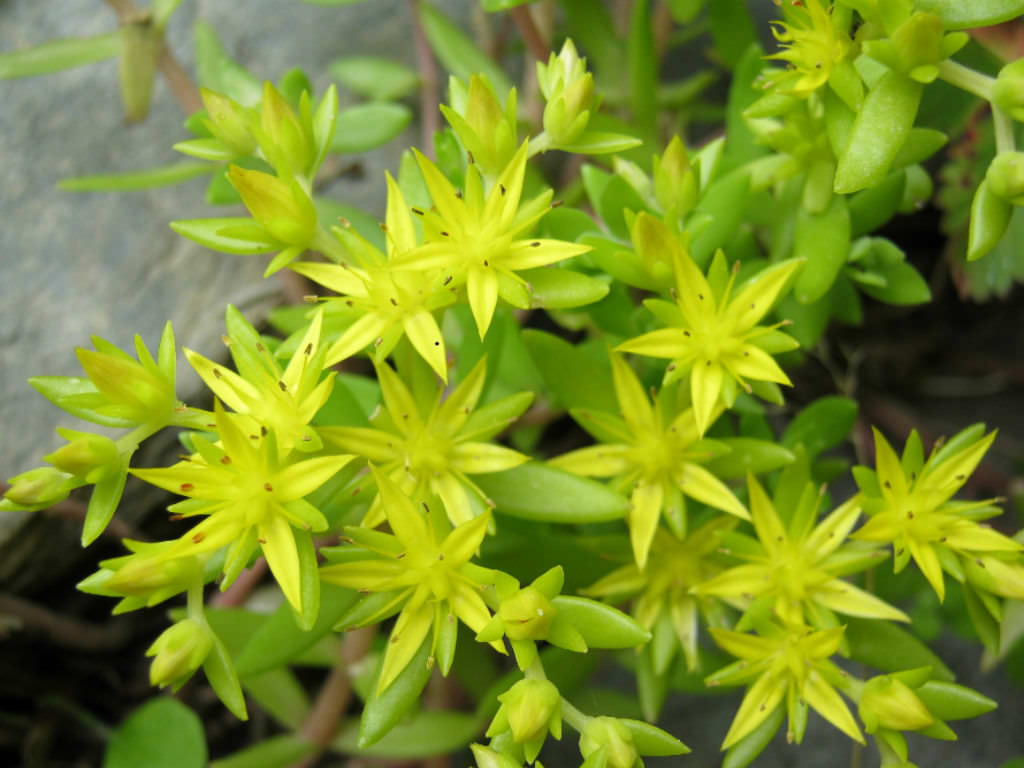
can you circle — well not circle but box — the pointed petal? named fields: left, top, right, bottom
left=433, top=471, right=475, bottom=526
left=375, top=361, right=424, bottom=435
left=709, top=627, right=778, bottom=660
left=726, top=345, right=792, bottom=386
left=374, top=469, right=431, bottom=551
left=414, top=149, right=464, bottom=226
left=629, top=481, right=664, bottom=569
left=379, top=600, right=434, bottom=692
left=442, top=510, right=491, bottom=564
left=812, top=580, right=909, bottom=621
left=671, top=248, right=715, bottom=329
left=451, top=442, right=529, bottom=474
left=385, top=172, right=418, bottom=255
left=502, top=239, right=590, bottom=270
left=721, top=671, right=787, bottom=750
left=260, top=514, right=302, bottom=614
left=485, top=141, right=529, bottom=227
left=691, top=360, right=724, bottom=435
left=678, top=463, right=749, bottom=520
left=803, top=669, right=864, bottom=744
left=944, top=520, right=1023, bottom=552
left=617, top=328, right=692, bottom=361
left=324, top=312, right=389, bottom=366
left=805, top=496, right=861, bottom=558
left=290, top=261, right=368, bottom=296
left=909, top=538, right=946, bottom=601
left=437, top=357, right=487, bottom=433
left=872, top=428, right=909, bottom=502
left=467, top=267, right=499, bottom=339
left=729, top=258, right=802, bottom=331
left=610, top=354, right=656, bottom=433
left=549, top=444, right=632, bottom=476
left=695, top=564, right=772, bottom=599
left=319, top=426, right=401, bottom=462
left=184, top=349, right=255, bottom=414
left=403, top=309, right=448, bottom=382
left=274, top=454, right=353, bottom=499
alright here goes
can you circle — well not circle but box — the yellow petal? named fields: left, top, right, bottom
left=872, top=428, right=908, bottom=502
left=908, top=537, right=946, bottom=602
left=812, top=580, right=909, bottom=622
left=324, top=312, right=389, bottom=367
left=721, top=671, right=787, bottom=750
left=467, top=267, right=499, bottom=339
left=375, top=361, right=424, bottom=435
left=385, top=172, right=418, bottom=256
left=259, top=514, right=302, bottom=614
left=378, top=601, right=434, bottom=693
left=403, top=309, right=448, bottom=383
left=549, top=444, right=632, bottom=477
left=729, top=258, right=802, bottom=331
left=678, top=463, right=749, bottom=520
left=442, top=510, right=491, bottom=565
left=451, top=442, right=529, bottom=474
left=691, top=360, right=724, bottom=436
left=629, top=481, right=664, bottom=570
left=617, top=328, right=692, bottom=361
left=802, top=669, right=864, bottom=744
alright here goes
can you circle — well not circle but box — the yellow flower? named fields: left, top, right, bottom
left=617, top=236, right=801, bottom=435
left=707, top=623, right=863, bottom=748
left=319, top=469, right=508, bottom=692
left=390, top=141, right=589, bottom=338
left=853, top=426, right=1023, bottom=602
left=131, top=403, right=352, bottom=620
left=766, top=0, right=852, bottom=96
left=291, top=174, right=455, bottom=381
left=320, top=357, right=531, bottom=528
left=695, top=474, right=906, bottom=626
left=551, top=353, right=748, bottom=568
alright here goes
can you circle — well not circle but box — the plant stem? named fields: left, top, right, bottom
left=510, top=6, right=550, bottom=62
left=937, top=59, right=996, bottom=101
left=993, top=103, right=1017, bottom=154
left=411, top=0, right=440, bottom=158
left=0, top=593, right=132, bottom=651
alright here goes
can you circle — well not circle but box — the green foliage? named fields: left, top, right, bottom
left=9, top=2, right=1024, bottom=767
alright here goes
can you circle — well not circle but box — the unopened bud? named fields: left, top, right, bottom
left=44, top=433, right=120, bottom=483
left=654, top=135, right=698, bottom=217
left=227, top=166, right=317, bottom=245
left=499, top=586, right=555, bottom=641
left=146, top=618, right=213, bottom=689
left=4, top=467, right=73, bottom=508
left=469, top=744, right=522, bottom=768
left=993, top=59, right=1024, bottom=122
left=538, top=39, right=595, bottom=146
left=579, top=717, right=637, bottom=768
left=489, top=678, right=561, bottom=744
left=201, top=88, right=257, bottom=155
left=259, top=81, right=313, bottom=175
left=858, top=675, right=934, bottom=734
left=986, top=152, right=1024, bottom=203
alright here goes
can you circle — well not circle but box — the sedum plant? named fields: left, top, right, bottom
left=5, top=0, right=1024, bottom=766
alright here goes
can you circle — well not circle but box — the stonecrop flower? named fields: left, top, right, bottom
left=290, top=174, right=455, bottom=381
left=583, top=517, right=736, bottom=672
left=319, top=356, right=532, bottom=528
left=550, top=353, right=748, bottom=569
left=131, top=403, right=352, bottom=618
left=185, top=307, right=333, bottom=455
left=617, top=235, right=802, bottom=435
left=766, top=0, right=852, bottom=96
left=707, top=623, right=863, bottom=749
left=319, top=470, right=509, bottom=692
left=853, top=426, right=1024, bottom=602
left=695, top=475, right=906, bottom=626
left=390, top=140, right=590, bottom=338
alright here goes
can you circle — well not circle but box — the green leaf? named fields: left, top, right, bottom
left=689, top=169, right=751, bottom=266
left=481, top=0, right=534, bottom=9
left=835, top=71, right=923, bottom=194
left=781, top=396, right=858, bottom=459
left=359, top=635, right=433, bottom=747
left=849, top=171, right=906, bottom=238
left=330, top=56, right=418, bottom=101
left=474, top=462, right=629, bottom=523
left=170, top=217, right=279, bottom=254
left=522, top=329, right=617, bottom=412
left=556, top=132, right=644, bottom=155
left=703, top=438, right=795, bottom=478
left=620, top=718, right=690, bottom=755
left=551, top=596, right=650, bottom=648
left=337, top=710, right=483, bottom=757
left=103, top=698, right=206, bottom=768
left=793, top=194, right=852, bottom=304
left=331, top=102, right=412, bottom=154
left=722, top=702, right=784, bottom=768
left=59, top=161, right=215, bottom=192
left=418, top=2, right=512, bottom=96
left=709, top=0, right=758, bottom=68
left=28, top=377, right=136, bottom=428
left=722, top=44, right=769, bottom=173
left=915, top=0, right=1024, bottom=29
left=523, top=267, right=609, bottom=309
left=82, top=455, right=130, bottom=547
left=628, top=0, right=657, bottom=140
left=859, top=259, right=931, bottom=305
left=0, top=32, right=121, bottom=78
left=194, top=20, right=261, bottom=107
left=210, top=735, right=315, bottom=768
left=915, top=681, right=997, bottom=720
left=203, top=628, right=249, bottom=720
left=242, top=667, right=310, bottom=729
left=234, top=583, right=359, bottom=677
left=845, top=617, right=954, bottom=681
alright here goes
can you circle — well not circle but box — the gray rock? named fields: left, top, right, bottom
left=0, top=0, right=465, bottom=587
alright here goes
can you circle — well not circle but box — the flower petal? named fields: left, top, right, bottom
left=617, top=328, right=692, bottom=361
left=451, top=442, right=529, bottom=474
left=259, top=514, right=302, bottom=614
left=629, top=481, right=664, bottom=570
left=802, top=668, right=864, bottom=744
left=324, top=312, right=389, bottom=367
left=721, top=671, right=787, bottom=750
left=379, top=600, right=434, bottom=692
left=549, top=444, right=632, bottom=476
left=467, top=267, right=499, bottom=339
left=403, top=309, right=448, bottom=383
left=812, top=579, right=909, bottom=622
left=678, top=463, right=749, bottom=520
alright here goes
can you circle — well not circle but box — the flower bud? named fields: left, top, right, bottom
left=579, top=717, right=637, bottom=768
left=201, top=88, right=257, bottom=156
left=44, top=433, right=120, bottom=483
left=146, top=618, right=213, bottom=689
left=4, top=467, right=74, bottom=508
left=986, top=152, right=1024, bottom=203
left=103, top=547, right=205, bottom=597
left=259, top=81, right=313, bottom=175
left=489, top=678, right=561, bottom=745
left=470, top=744, right=523, bottom=768
left=499, top=586, right=556, bottom=640
left=227, top=166, right=317, bottom=246
left=538, top=40, right=595, bottom=146
left=118, top=15, right=159, bottom=122
left=653, top=136, right=698, bottom=218
left=858, top=675, right=934, bottom=734
left=993, top=59, right=1024, bottom=123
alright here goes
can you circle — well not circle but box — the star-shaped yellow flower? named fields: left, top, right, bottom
left=390, top=140, right=590, bottom=338
left=131, top=403, right=352, bottom=620
left=617, top=230, right=801, bottom=436
left=551, top=353, right=748, bottom=568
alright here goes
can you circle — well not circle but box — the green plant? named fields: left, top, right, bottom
left=4, top=1, right=1024, bottom=766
